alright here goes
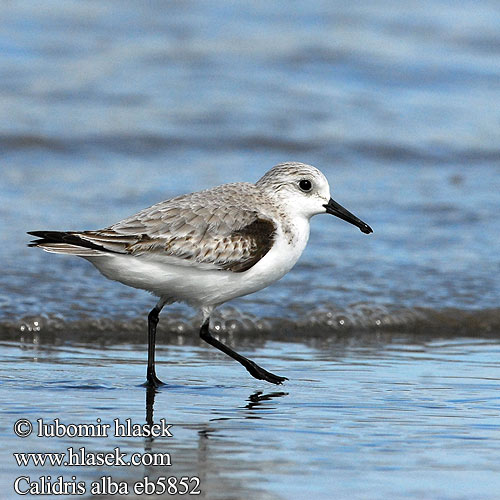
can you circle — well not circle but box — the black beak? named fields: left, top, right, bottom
left=323, top=198, right=373, bottom=234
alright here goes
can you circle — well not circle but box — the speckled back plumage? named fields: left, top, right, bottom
left=30, top=181, right=284, bottom=272
left=27, top=162, right=326, bottom=273
left=106, top=182, right=280, bottom=272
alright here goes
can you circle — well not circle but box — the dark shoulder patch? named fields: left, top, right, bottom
left=222, top=218, right=276, bottom=273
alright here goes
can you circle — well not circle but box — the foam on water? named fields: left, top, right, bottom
left=4, top=304, right=500, bottom=347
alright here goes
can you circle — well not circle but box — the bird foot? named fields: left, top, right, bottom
left=143, top=372, right=166, bottom=388
left=244, top=360, right=288, bottom=385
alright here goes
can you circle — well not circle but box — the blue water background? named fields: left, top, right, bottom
left=1, top=2, right=500, bottom=499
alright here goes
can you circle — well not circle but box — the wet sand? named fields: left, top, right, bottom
left=2, top=332, right=500, bottom=499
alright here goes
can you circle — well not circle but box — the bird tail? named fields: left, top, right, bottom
left=27, top=231, right=114, bottom=256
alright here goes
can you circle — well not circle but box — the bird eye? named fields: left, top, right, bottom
left=298, top=179, right=312, bottom=192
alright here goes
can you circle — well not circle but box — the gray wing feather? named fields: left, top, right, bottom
left=39, top=183, right=277, bottom=273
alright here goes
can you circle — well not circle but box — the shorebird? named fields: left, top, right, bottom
left=28, top=162, right=372, bottom=386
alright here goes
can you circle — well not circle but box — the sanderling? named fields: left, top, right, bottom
left=28, top=162, right=372, bottom=386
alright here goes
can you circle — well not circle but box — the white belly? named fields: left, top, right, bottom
left=86, top=219, right=310, bottom=309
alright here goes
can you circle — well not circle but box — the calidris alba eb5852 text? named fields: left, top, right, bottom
left=28, top=162, right=373, bottom=386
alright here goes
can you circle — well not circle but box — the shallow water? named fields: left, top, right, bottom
left=1, top=0, right=500, bottom=498
left=2, top=336, right=500, bottom=499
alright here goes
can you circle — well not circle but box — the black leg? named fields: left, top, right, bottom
left=145, top=306, right=165, bottom=388
left=200, top=318, right=288, bottom=385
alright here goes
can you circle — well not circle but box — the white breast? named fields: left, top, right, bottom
left=86, top=217, right=311, bottom=309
